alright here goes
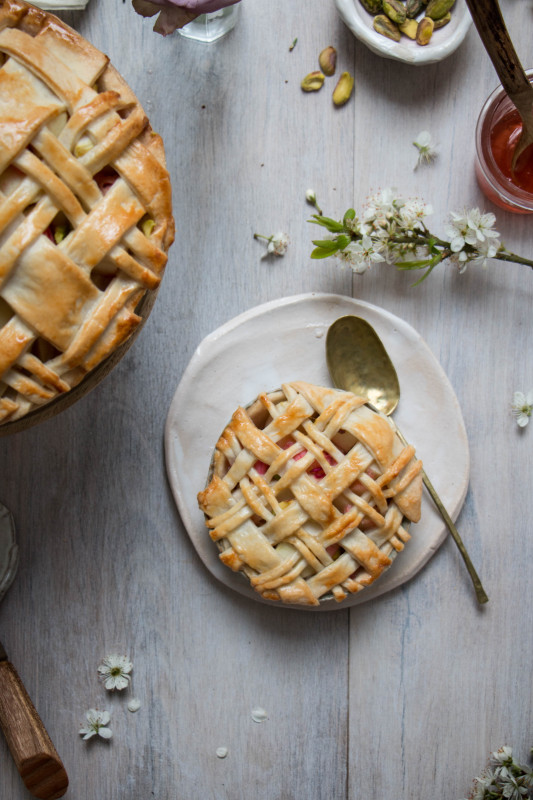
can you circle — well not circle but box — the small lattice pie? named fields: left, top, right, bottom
left=198, top=382, right=423, bottom=606
left=0, top=0, right=174, bottom=424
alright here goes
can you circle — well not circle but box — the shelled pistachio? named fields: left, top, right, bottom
left=332, top=72, right=355, bottom=106
left=373, top=13, right=401, bottom=40
left=301, top=71, right=325, bottom=92
left=319, top=46, right=337, bottom=76
left=406, top=0, right=425, bottom=17
left=425, top=0, right=455, bottom=19
left=360, top=0, right=383, bottom=13
left=399, top=18, right=418, bottom=37
left=416, top=15, right=434, bottom=44
left=433, top=9, right=451, bottom=26
left=383, top=0, right=406, bottom=24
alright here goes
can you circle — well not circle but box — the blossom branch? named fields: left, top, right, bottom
left=309, top=189, right=533, bottom=284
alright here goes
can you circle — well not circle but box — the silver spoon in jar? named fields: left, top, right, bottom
left=466, top=0, right=533, bottom=172
left=326, top=315, right=489, bottom=605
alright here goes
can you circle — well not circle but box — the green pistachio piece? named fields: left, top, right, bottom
left=373, top=13, right=401, bottom=41
left=140, top=217, right=155, bottom=236
left=332, top=72, right=355, bottom=106
left=359, top=0, right=383, bottom=14
left=301, top=71, right=325, bottom=92
left=383, top=0, right=407, bottom=24
left=319, top=46, right=337, bottom=76
left=433, top=10, right=451, bottom=27
left=406, top=0, right=424, bottom=17
left=425, top=0, right=455, bottom=19
left=416, top=15, right=434, bottom=44
left=400, top=18, right=418, bottom=38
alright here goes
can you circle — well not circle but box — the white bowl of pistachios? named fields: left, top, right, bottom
left=334, top=0, right=471, bottom=64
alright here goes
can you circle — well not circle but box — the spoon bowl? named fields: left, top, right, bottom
left=326, top=315, right=488, bottom=604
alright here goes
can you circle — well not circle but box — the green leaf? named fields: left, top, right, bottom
left=312, top=239, right=341, bottom=251
left=336, top=234, right=351, bottom=250
left=308, top=215, right=345, bottom=233
left=396, top=259, right=433, bottom=271
left=311, top=246, right=336, bottom=259
left=343, top=208, right=356, bottom=222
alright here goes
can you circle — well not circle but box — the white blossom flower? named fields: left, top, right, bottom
left=254, top=231, right=289, bottom=257
left=79, top=708, right=112, bottom=740
left=446, top=209, right=500, bottom=253
left=267, top=232, right=289, bottom=256
left=511, top=390, right=533, bottom=427
left=98, top=653, right=133, bottom=691
left=400, top=197, right=433, bottom=227
left=336, top=235, right=385, bottom=274
left=413, top=130, right=438, bottom=169
left=363, top=187, right=399, bottom=223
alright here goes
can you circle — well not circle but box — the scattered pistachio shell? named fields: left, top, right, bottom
left=399, top=18, right=418, bottom=37
left=373, top=13, right=401, bottom=41
left=318, top=46, right=337, bottom=76
left=416, top=15, right=434, bottom=44
left=383, top=0, right=406, bottom=24
left=425, top=0, right=455, bottom=18
left=301, top=71, right=325, bottom=92
left=332, top=72, right=355, bottom=106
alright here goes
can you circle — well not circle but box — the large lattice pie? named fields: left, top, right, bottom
left=198, top=382, right=423, bottom=606
left=0, top=0, right=174, bottom=425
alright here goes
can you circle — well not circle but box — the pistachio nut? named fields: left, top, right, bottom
left=383, top=0, right=407, bottom=24
left=425, top=0, right=455, bottom=19
left=416, top=16, right=434, bottom=44
left=405, top=0, right=424, bottom=17
left=332, top=71, right=354, bottom=106
left=373, top=13, right=401, bottom=41
left=319, top=46, right=337, bottom=76
left=433, top=10, right=451, bottom=27
left=399, top=18, right=418, bottom=38
left=359, top=0, right=383, bottom=14
left=301, top=71, right=325, bottom=92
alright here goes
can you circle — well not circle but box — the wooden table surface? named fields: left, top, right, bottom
left=0, top=0, right=532, bottom=798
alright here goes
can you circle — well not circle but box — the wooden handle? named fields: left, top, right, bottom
left=0, top=661, right=68, bottom=799
left=465, top=0, right=532, bottom=102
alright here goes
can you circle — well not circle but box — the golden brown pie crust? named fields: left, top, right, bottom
left=198, top=382, right=423, bottom=606
left=0, top=0, right=174, bottom=426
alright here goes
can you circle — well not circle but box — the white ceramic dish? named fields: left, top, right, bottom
left=335, top=0, right=472, bottom=65
left=165, top=293, right=470, bottom=611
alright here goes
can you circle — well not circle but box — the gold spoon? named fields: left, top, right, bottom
left=326, top=316, right=489, bottom=605
left=466, top=0, right=533, bottom=172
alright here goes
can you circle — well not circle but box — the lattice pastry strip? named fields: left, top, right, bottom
left=198, top=382, right=423, bottom=606
left=0, top=0, right=174, bottom=424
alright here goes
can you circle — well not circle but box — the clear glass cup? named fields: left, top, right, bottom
left=177, top=5, right=240, bottom=43
left=475, top=70, right=533, bottom=214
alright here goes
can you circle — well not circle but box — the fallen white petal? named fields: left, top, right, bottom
left=127, top=698, right=142, bottom=713
left=216, top=747, right=228, bottom=758
left=251, top=707, right=268, bottom=723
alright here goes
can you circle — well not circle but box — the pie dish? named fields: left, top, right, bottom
left=197, top=381, right=423, bottom=607
left=0, top=0, right=174, bottom=429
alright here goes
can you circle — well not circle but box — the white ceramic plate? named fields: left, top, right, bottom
left=335, top=0, right=472, bottom=65
left=165, top=293, right=469, bottom=611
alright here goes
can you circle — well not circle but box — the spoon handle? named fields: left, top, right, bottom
left=465, top=0, right=532, bottom=103
left=393, top=426, right=489, bottom=605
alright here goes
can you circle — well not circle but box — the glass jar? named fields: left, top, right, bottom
left=475, top=70, right=533, bottom=214
left=178, top=5, right=240, bottom=43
